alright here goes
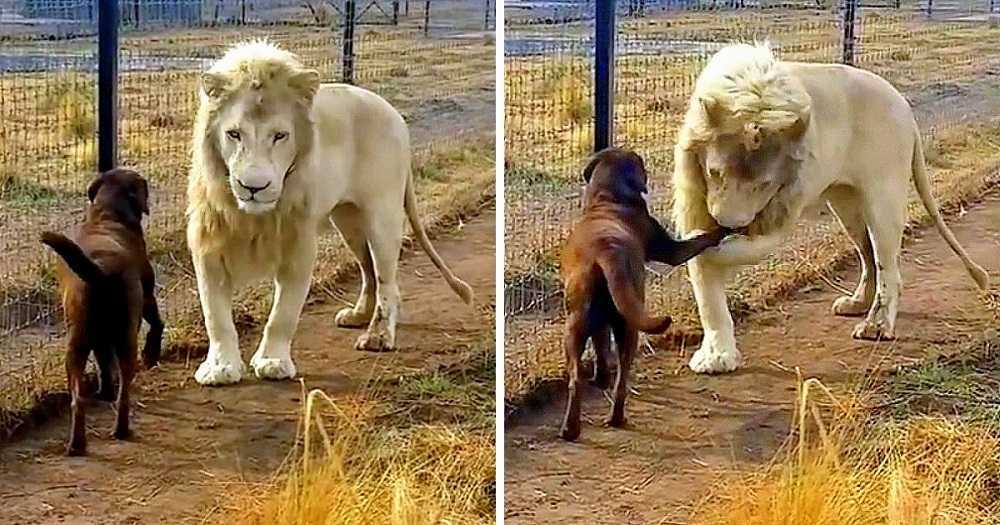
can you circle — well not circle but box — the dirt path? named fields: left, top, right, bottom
left=0, top=207, right=496, bottom=525
left=505, top=193, right=1000, bottom=524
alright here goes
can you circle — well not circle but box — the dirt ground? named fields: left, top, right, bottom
left=504, top=191, right=1000, bottom=524
left=0, top=208, right=496, bottom=525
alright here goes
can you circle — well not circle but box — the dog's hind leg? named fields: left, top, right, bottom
left=65, top=328, right=89, bottom=456
left=331, top=204, right=377, bottom=328
left=589, top=325, right=611, bottom=389
left=608, top=319, right=636, bottom=428
left=560, top=311, right=588, bottom=441
left=113, top=341, right=136, bottom=440
left=827, top=189, right=876, bottom=317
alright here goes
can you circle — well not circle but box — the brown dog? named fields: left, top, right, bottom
left=40, top=168, right=163, bottom=456
left=559, top=148, right=727, bottom=441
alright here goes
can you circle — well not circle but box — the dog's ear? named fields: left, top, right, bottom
left=87, top=176, right=104, bottom=203
left=582, top=153, right=604, bottom=184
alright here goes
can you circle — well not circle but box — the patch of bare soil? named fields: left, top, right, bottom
left=505, top=193, right=1000, bottom=524
left=0, top=208, right=496, bottom=525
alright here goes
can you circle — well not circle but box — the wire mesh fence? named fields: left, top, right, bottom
left=504, top=0, right=1000, bottom=398
left=0, top=0, right=494, bottom=430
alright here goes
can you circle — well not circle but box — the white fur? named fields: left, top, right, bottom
left=187, top=41, right=472, bottom=385
left=673, top=43, right=989, bottom=374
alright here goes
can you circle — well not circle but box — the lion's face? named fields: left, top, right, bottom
left=698, top=125, right=801, bottom=229
left=213, top=90, right=302, bottom=214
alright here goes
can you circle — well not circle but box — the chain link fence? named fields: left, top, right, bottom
left=504, top=0, right=1000, bottom=399
left=0, top=0, right=494, bottom=433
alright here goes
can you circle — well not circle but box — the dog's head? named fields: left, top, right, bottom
left=582, top=147, right=650, bottom=208
left=87, top=168, right=150, bottom=227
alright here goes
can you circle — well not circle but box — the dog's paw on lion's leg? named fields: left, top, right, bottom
left=194, top=347, right=246, bottom=386
left=688, top=335, right=742, bottom=374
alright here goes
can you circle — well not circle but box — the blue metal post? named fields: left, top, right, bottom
left=594, top=0, right=615, bottom=152
left=98, top=0, right=119, bottom=172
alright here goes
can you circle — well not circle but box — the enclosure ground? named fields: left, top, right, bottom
left=504, top=191, right=1000, bottom=524
left=0, top=206, right=496, bottom=524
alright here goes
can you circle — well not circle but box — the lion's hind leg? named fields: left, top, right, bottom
left=827, top=189, right=876, bottom=317
left=853, top=183, right=906, bottom=341
left=331, top=205, right=377, bottom=328
left=354, top=207, right=403, bottom=352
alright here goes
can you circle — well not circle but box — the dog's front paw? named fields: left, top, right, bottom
left=194, top=353, right=245, bottom=386
left=335, top=307, right=371, bottom=328
left=688, top=337, right=742, bottom=374
left=250, top=354, right=297, bottom=380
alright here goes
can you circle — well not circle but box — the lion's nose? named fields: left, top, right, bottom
left=238, top=179, right=271, bottom=195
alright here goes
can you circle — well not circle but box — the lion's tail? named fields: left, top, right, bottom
left=912, top=131, right=989, bottom=290
left=403, top=168, right=475, bottom=305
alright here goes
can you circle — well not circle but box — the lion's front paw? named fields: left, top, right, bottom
left=688, top=337, right=742, bottom=374
left=832, top=295, right=871, bottom=317
left=355, top=331, right=395, bottom=352
left=852, top=318, right=896, bottom=341
left=250, top=355, right=297, bottom=380
left=335, top=307, right=371, bottom=328
left=194, top=353, right=245, bottom=386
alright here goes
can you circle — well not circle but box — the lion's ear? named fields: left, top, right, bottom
left=699, top=96, right=722, bottom=126
left=201, top=72, right=228, bottom=99
left=289, top=69, right=321, bottom=102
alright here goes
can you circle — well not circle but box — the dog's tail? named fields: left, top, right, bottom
left=403, top=166, right=474, bottom=305
left=597, top=254, right=672, bottom=334
left=40, top=232, right=105, bottom=283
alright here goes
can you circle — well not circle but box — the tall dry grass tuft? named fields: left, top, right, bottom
left=219, top=389, right=494, bottom=525
left=692, top=378, right=1000, bottom=525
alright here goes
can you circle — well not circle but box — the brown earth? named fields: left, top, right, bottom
left=0, top=207, right=496, bottom=525
left=505, top=192, right=1000, bottom=524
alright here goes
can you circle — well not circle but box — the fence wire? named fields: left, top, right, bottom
left=504, top=0, right=1000, bottom=398
left=0, top=0, right=494, bottom=427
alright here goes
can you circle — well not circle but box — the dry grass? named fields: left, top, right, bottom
left=215, top=341, right=497, bottom=525
left=691, top=340, right=1000, bottom=525
left=220, top=393, right=494, bottom=525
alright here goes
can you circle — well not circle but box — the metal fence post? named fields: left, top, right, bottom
left=98, top=0, right=119, bottom=172
left=484, top=0, right=491, bottom=30
left=405, top=0, right=410, bottom=16
left=594, top=0, right=615, bottom=152
left=393, top=0, right=399, bottom=24
left=423, top=0, right=431, bottom=36
left=926, top=0, right=933, bottom=17
left=342, top=0, right=356, bottom=84
left=841, top=0, right=857, bottom=66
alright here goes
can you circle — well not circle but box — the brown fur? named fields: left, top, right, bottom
left=40, top=168, right=163, bottom=456
left=559, top=148, right=727, bottom=441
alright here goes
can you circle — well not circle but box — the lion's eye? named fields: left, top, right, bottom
left=226, top=129, right=241, bottom=141
left=274, top=132, right=288, bottom=143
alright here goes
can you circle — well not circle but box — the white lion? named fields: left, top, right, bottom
left=672, top=43, right=989, bottom=374
left=186, top=41, right=473, bottom=385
